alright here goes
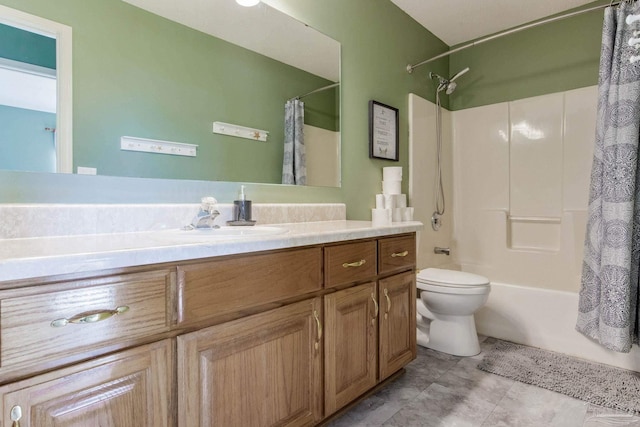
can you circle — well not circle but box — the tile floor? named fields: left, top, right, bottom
left=327, top=337, right=640, bottom=427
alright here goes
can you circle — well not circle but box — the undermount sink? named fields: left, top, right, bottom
left=154, top=225, right=288, bottom=242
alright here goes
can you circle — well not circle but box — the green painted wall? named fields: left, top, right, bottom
left=304, top=86, right=339, bottom=132
left=0, top=22, right=55, bottom=69
left=0, top=105, right=56, bottom=172
left=449, top=1, right=606, bottom=110
left=0, top=0, right=447, bottom=219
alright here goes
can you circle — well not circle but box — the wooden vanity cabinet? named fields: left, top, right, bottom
left=324, top=282, right=378, bottom=415
left=0, top=339, right=174, bottom=427
left=378, top=271, right=416, bottom=381
left=0, top=270, right=175, bottom=427
left=324, top=240, right=376, bottom=288
left=177, top=297, right=323, bottom=427
left=323, top=239, right=379, bottom=417
left=378, top=234, right=417, bottom=276
left=323, top=234, right=417, bottom=416
left=0, top=232, right=416, bottom=427
left=378, top=235, right=417, bottom=381
left=177, top=247, right=322, bottom=327
left=0, top=269, right=173, bottom=382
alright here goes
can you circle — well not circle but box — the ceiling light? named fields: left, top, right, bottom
left=236, top=0, right=260, bottom=6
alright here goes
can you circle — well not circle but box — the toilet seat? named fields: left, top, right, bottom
left=418, top=282, right=489, bottom=295
left=417, top=268, right=489, bottom=291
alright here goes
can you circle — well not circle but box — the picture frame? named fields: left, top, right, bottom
left=369, top=100, right=399, bottom=161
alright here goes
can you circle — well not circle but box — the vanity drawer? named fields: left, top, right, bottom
left=0, top=270, right=172, bottom=374
left=324, top=240, right=377, bottom=288
left=378, top=234, right=416, bottom=275
left=177, top=246, right=322, bottom=326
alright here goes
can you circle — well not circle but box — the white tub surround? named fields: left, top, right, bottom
left=453, top=86, right=596, bottom=294
left=451, top=87, right=640, bottom=369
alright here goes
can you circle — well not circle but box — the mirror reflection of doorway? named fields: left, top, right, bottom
left=0, top=22, right=57, bottom=173
left=0, top=5, right=72, bottom=174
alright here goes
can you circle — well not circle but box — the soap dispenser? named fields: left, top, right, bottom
left=233, top=185, right=253, bottom=224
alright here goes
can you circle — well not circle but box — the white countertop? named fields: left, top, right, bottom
left=0, top=220, right=422, bottom=282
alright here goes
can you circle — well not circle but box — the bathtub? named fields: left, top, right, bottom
left=475, top=281, right=640, bottom=372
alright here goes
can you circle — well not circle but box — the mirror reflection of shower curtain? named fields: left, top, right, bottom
left=282, top=99, right=306, bottom=185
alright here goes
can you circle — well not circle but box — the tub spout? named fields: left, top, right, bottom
left=434, top=247, right=450, bottom=256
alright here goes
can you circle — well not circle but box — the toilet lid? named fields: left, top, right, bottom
left=417, top=268, right=489, bottom=289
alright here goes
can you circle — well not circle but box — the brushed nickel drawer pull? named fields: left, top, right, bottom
left=313, top=310, right=322, bottom=350
left=50, top=306, right=130, bottom=328
left=371, top=293, right=379, bottom=325
left=391, top=251, right=409, bottom=258
left=342, top=259, right=366, bottom=268
left=10, top=405, right=21, bottom=427
left=384, top=288, right=391, bottom=319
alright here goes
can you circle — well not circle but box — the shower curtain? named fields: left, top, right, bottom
left=577, top=1, right=640, bottom=353
left=282, top=99, right=306, bottom=185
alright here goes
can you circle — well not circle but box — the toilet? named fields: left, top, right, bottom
left=416, top=268, right=490, bottom=357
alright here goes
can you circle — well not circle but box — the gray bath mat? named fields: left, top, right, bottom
left=478, top=340, right=640, bottom=415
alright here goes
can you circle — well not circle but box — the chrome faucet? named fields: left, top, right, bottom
left=187, top=197, right=220, bottom=229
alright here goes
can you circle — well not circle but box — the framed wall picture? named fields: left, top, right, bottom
left=369, top=100, right=399, bottom=161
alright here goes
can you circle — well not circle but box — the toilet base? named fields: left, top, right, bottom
left=416, top=313, right=480, bottom=357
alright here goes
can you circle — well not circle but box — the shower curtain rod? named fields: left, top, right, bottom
left=406, top=1, right=622, bottom=73
left=292, top=82, right=339, bottom=101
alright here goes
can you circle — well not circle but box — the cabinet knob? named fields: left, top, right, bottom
left=50, top=305, right=130, bottom=328
left=10, top=405, right=22, bottom=427
left=342, top=259, right=366, bottom=268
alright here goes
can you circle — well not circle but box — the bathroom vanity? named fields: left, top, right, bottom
left=0, top=215, right=419, bottom=426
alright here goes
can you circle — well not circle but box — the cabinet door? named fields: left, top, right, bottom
left=178, top=298, right=323, bottom=427
left=379, top=271, right=416, bottom=381
left=324, top=282, right=378, bottom=415
left=0, top=339, right=174, bottom=427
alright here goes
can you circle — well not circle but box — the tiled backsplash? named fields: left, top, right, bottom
left=0, top=203, right=346, bottom=239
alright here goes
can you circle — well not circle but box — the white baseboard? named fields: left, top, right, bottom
left=476, top=282, right=640, bottom=372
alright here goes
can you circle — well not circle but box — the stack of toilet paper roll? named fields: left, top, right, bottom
left=371, top=167, right=414, bottom=227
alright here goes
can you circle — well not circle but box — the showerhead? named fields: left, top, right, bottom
left=445, top=82, right=457, bottom=95
left=429, top=67, right=470, bottom=95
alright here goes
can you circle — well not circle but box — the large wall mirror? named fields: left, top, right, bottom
left=0, top=0, right=340, bottom=187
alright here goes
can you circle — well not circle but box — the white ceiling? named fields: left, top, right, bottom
left=390, top=0, right=596, bottom=46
